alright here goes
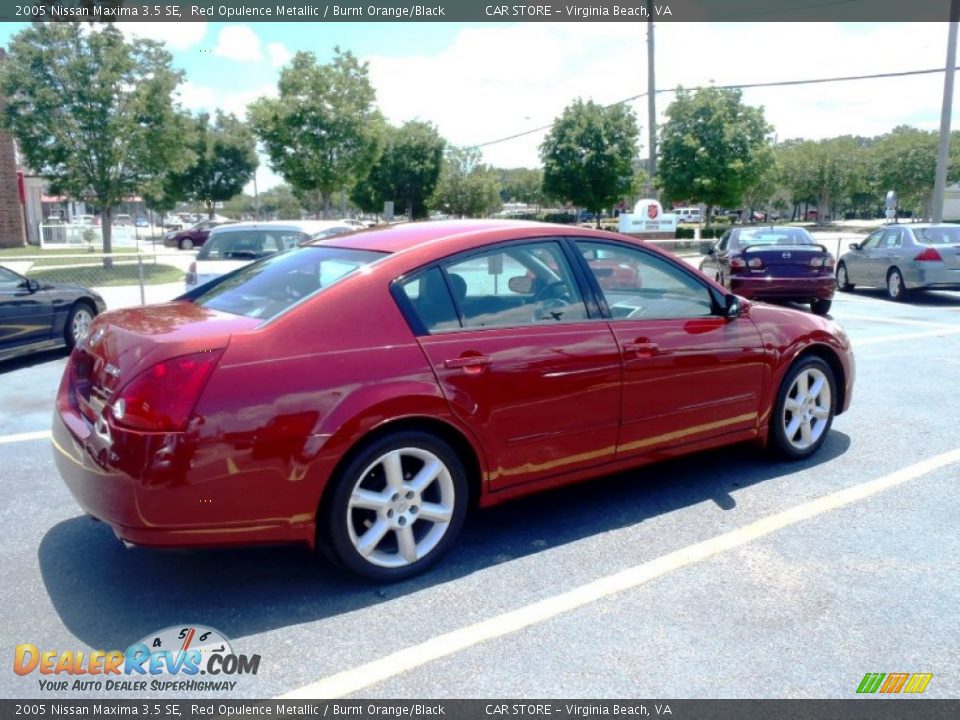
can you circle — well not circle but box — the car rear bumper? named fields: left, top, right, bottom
left=731, top=275, right=836, bottom=301
left=51, top=407, right=317, bottom=550
left=903, top=265, right=960, bottom=290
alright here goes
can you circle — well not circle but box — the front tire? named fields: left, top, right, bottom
left=323, top=431, right=468, bottom=581
left=886, top=268, right=908, bottom=302
left=179, top=238, right=194, bottom=251
left=64, top=301, right=96, bottom=350
left=771, top=356, right=836, bottom=460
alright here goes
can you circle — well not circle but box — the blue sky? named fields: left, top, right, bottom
left=1, top=21, right=956, bottom=191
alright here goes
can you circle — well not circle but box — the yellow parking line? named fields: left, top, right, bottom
left=0, top=430, right=51, bottom=445
left=277, top=447, right=960, bottom=700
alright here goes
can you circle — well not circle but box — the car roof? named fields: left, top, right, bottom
left=211, top=220, right=352, bottom=234
left=312, top=219, right=619, bottom=255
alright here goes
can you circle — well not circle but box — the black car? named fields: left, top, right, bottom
left=0, top=264, right=106, bottom=363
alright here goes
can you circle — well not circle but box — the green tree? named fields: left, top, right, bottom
left=657, top=87, right=772, bottom=225
left=871, top=126, right=958, bottom=219
left=0, top=23, right=187, bottom=257
left=431, top=147, right=502, bottom=218
left=351, top=121, right=446, bottom=220
left=258, top=184, right=303, bottom=220
left=498, top=167, right=545, bottom=211
left=249, top=48, right=381, bottom=218
left=540, top=99, right=639, bottom=227
left=166, top=111, right=258, bottom=219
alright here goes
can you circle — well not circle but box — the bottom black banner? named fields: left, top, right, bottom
left=4, top=700, right=960, bottom=720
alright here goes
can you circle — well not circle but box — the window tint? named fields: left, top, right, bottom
left=861, top=230, right=884, bottom=250
left=881, top=229, right=902, bottom=248
left=577, top=241, right=714, bottom=320
left=0, top=267, right=22, bottom=286
left=400, top=267, right=460, bottom=332
left=736, top=228, right=815, bottom=246
left=915, top=226, right=960, bottom=244
left=189, top=246, right=385, bottom=320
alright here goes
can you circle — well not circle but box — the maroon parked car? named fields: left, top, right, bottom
left=700, top=226, right=836, bottom=315
left=53, top=220, right=854, bottom=580
left=163, top=219, right=234, bottom=250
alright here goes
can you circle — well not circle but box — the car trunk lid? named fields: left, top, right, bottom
left=742, top=244, right=832, bottom=276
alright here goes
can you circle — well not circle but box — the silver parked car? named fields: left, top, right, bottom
left=836, top=224, right=960, bottom=301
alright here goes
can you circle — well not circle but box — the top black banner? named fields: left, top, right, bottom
left=1, top=0, right=956, bottom=23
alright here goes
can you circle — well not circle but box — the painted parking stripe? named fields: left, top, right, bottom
left=278, top=447, right=960, bottom=700
left=0, top=430, right=51, bottom=445
left=838, top=314, right=959, bottom=328
left=854, top=327, right=960, bottom=346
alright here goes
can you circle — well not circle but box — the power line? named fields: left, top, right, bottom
left=474, top=65, right=960, bottom=149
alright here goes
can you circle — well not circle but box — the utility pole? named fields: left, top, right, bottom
left=647, top=18, right=657, bottom=198
left=932, top=3, right=958, bottom=223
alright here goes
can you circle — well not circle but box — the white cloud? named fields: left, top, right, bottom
left=115, top=22, right=208, bottom=51
left=213, top=26, right=263, bottom=63
left=266, top=43, right=293, bottom=69
left=364, top=22, right=959, bottom=168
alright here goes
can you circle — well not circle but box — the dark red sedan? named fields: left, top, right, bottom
left=52, top=220, right=854, bottom=580
left=699, top=226, right=837, bottom=315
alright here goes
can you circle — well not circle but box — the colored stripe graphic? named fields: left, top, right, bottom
left=857, top=673, right=885, bottom=693
left=904, top=673, right=933, bottom=694
left=880, top=673, right=909, bottom=693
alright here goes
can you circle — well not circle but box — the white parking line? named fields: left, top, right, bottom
left=0, top=430, right=51, bottom=445
left=278, top=447, right=960, bottom=700
left=838, top=314, right=959, bottom=328
left=854, top=327, right=960, bottom=346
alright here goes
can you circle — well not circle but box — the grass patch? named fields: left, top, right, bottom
left=29, top=263, right=183, bottom=287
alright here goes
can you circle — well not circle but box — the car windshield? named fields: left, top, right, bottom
left=188, top=246, right=387, bottom=320
left=198, top=229, right=307, bottom=260
left=736, top=228, right=815, bottom=247
left=915, top=226, right=960, bottom=245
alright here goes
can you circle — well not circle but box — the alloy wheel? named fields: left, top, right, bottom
left=781, top=366, right=832, bottom=452
left=346, top=447, right=456, bottom=569
left=70, top=308, right=94, bottom=345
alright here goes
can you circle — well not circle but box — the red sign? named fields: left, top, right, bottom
left=647, top=204, right=659, bottom=220
left=16, top=171, right=25, bottom=205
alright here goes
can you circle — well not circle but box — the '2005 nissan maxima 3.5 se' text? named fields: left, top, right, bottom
left=52, top=220, right=854, bottom=580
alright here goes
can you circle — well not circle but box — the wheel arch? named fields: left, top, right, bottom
left=315, top=414, right=485, bottom=533
left=789, top=343, right=848, bottom=417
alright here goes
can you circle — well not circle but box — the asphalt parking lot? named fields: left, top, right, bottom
left=1, top=285, right=959, bottom=700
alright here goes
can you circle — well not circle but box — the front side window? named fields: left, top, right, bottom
left=860, top=230, right=884, bottom=250
left=577, top=241, right=714, bottom=320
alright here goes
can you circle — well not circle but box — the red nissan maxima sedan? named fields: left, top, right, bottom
left=52, top=220, right=854, bottom=581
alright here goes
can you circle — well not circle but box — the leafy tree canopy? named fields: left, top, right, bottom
left=431, top=146, right=502, bottom=219
left=248, top=48, right=381, bottom=217
left=0, top=22, right=187, bottom=252
left=540, top=99, right=639, bottom=222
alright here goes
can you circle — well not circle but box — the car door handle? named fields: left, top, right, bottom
left=444, top=355, right=492, bottom=372
left=622, top=341, right=665, bottom=358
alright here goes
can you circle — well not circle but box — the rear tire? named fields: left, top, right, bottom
left=886, top=268, right=908, bottom=302
left=836, top=263, right=854, bottom=291
left=64, top=301, right=96, bottom=351
left=179, top=238, right=194, bottom=251
left=810, top=298, right=832, bottom=316
left=322, top=431, right=468, bottom=582
left=771, top=356, right=836, bottom=460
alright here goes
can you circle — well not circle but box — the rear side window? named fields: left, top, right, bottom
left=399, top=267, right=460, bottom=332
left=198, top=230, right=308, bottom=260
left=189, top=246, right=386, bottom=320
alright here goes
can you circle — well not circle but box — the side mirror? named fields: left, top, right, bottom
left=507, top=275, right=534, bottom=294
left=19, top=278, right=40, bottom=293
left=848, top=242, right=861, bottom=251
left=699, top=241, right=715, bottom=256
left=725, top=295, right=742, bottom=320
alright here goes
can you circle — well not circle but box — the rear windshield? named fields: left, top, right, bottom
left=198, top=229, right=309, bottom=260
left=189, top=246, right=387, bottom=320
left=915, top=226, right=960, bottom=245
left=736, top=228, right=816, bottom=247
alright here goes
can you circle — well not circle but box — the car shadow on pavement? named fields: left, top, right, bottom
left=0, top=347, right=69, bottom=373
left=38, top=431, right=850, bottom=650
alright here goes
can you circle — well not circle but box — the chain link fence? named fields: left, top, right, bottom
left=7, top=250, right=189, bottom=310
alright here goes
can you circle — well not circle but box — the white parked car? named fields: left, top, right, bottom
left=184, top=220, right=355, bottom=291
left=676, top=207, right=702, bottom=223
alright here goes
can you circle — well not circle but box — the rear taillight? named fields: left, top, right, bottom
left=730, top=257, right=746, bottom=274
left=186, top=261, right=197, bottom=285
left=109, top=349, right=225, bottom=432
left=810, top=256, right=836, bottom=270
left=915, top=247, right=943, bottom=262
